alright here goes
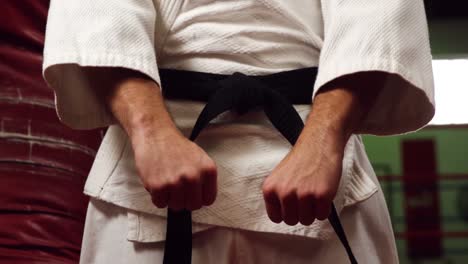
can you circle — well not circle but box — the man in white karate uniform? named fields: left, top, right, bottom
left=43, top=0, right=435, bottom=263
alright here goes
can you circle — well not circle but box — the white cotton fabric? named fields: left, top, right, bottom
left=80, top=181, right=398, bottom=264
left=82, top=101, right=378, bottom=242
left=43, top=0, right=434, bottom=134
left=42, top=0, right=434, bottom=248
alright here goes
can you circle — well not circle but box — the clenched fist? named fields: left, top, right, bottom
left=262, top=129, right=344, bottom=226
left=132, top=131, right=218, bottom=211
left=261, top=72, right=382, bottom=226
left=97, top=68, right=218, bottom=212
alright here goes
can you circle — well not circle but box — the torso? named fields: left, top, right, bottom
left=154, top=0, right=324, bottom=75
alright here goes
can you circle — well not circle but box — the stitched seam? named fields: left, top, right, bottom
left=137, top=211, right=141, bottom=240
left=257, top=0, right=314, bottom=40
left=157, top=1, right=185, bottom=62
left=98, top=133, right=129, bottom=195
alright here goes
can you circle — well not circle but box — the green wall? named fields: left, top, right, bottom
left=362, top=128, right=468, bottom=264
left=429, top=19, right=468, bottom=58
left=364, top=128, right=468, bottom=175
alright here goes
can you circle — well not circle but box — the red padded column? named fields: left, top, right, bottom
left=402, top=140, right=442, bottom=259
left=0, top=1, right=104, bottom=263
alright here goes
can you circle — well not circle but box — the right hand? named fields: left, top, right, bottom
left=96, top=68, right=217, bottom=212
left=131, top=129, right=218, bottom=211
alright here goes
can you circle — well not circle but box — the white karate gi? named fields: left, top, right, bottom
left=42, top=0, right=435, bottom=263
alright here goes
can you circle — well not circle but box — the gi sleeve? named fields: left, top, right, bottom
left=43, top=0, right=159, bottom=129
left=315, top=0, right=435, bottom=135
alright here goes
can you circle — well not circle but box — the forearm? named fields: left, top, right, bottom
left=105, top=74, right=179, bottom=142
left=83, top=67, right=181, bottom=143
left=263, top=72, right=387, bottom=224
left=82, top=67, right=217, bottom=210
left=297, top=71, right=387, bottom=149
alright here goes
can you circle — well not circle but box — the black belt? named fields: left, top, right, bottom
left=159, top=67, right=358, bottom=264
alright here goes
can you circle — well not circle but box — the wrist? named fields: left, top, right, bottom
left=129, top=116, right=182, bottom=147
left=304, top=84, right=364, bottom=144
left=104, top=73, right=183, bottom=144
left=296, top=121, right=348, bottom=154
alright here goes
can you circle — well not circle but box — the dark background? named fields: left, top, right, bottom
left=424, top=1, right=468, bottom=19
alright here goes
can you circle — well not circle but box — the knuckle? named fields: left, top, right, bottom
left=204, top=159, right=217, bottom=172
left=297, top=189, right=313, bottom=201
left=262, top=184, right=278, bottom=198
left=314, top=188, right=333, bottom=201
left=262, top=185, right=273, bottom=195
left=181, top=167, right=200, bottom=182
left=182, top=173, right=199, bottom=184
left=152, top=181, right=165, bottom=190
left=145, top=180, right=161, bottom=192
left=166, top=177, right=182, bottom=188
left=278, top=186, right=295, bottom=199
left=262, top=180, right=274, bottom=192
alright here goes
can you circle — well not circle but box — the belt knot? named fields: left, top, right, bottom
left=219, top=72, right=267, bottom=115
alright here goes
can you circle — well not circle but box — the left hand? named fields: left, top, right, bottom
left=262, top=72, right=387, bottom=226
left=262, top=126, right=346, bottom=226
